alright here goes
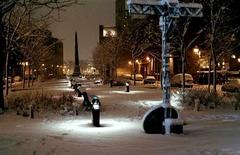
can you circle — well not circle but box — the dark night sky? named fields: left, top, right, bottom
left=50, top=0, right=115, bottom=62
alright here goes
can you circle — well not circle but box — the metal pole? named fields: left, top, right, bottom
left=160, top=16, right=171, bottom=108
left=160, top=16, right=171, bottom=134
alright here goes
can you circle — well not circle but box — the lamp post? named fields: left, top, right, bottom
left=22, top=61, right=28, bottom=89
left=193, top=46, right=201, bottom=71
left=128, top=60, right=133, bottom=77
left=146, top=56, right=151, bottom=76
left=57, top=65, right=59, bottom=78
left=135, top=59, right=140, bottom=74
left=231, top=54, right=236, bottom=59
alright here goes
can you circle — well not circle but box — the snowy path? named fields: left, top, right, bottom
left=1, top=80, right=240, bottom=155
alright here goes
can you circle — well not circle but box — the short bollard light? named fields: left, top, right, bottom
left=126, top=82, right=130, bottom=92
left=75, top=85, right=82, bottom=97
left=91, top=96, right=101, bottom=127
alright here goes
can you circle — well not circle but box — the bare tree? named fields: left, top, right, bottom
left=93, top=30, right=129, bottom=82
left=124, top=18, right=162, bottom=85
left=199, top=0, right=240, bottom=92
left=0, top=0, right=81, bottom=111
left=171, top=17, right=204, bottom=92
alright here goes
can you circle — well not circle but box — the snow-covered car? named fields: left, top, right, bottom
left=131, top=74, right=143, bottom=81
left=171, top=73, right=194, bottom=88
left=222, top=79, right=240, bottom=93
left=94, top=79, right=103, bottom=84
left=121, top=74, right=132, bottom=80
left=144, top=76, right=156, bottom=84
left=111, top=79, right=127, bottom=86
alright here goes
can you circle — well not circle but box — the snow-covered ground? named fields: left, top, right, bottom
left=1, top=79, right=240, bottom=155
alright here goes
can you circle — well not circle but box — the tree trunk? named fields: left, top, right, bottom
left=210, top=39, right=217, bottom=93
left=5, top=51, right=9, bottom=96
left=181, top=44, right=186, bottom=93
left=28, top=65, right=31, bottom=88
left=0, top=19, right=5, bottom=109
left=22, top=64, right=26, bottom=89
left=212, top=53, right=217, bottom=93
left=208, top=56, right=212, bottom=92
left=32, top=65, right=34, bottom=86
left=133, top=59, right=136, bottom=86
left=182, top=57, right=185, bottom=92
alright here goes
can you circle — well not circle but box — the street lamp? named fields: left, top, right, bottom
left=128, top=61, right=132, bottom=65
left=21, top=61, right=28, bottom=89
left=135, top=59, right=140, bottom=74
left=193, top=46, right=201, bottom=71
left=193, top=46, right=201, bottom=58
left=145, top=56, right=151, bottom=76
left=146, top=56, right=150, bottom=62
left=128, top=60, right=133, bottom=77
left=193, top=46, right=199, bottom=54
left=231, top=55, right=236, bottom=59
left=238, top=58, right=240, bottom=63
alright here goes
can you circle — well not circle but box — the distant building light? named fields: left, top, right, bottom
left=238, top=58, right=240, bottom=63
left=42, top=64, right=45, bottom=67
left=103, top=28, right=117, bottom=37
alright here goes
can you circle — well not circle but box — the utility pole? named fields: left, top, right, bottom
left=127, top=0, right=203, bottom=134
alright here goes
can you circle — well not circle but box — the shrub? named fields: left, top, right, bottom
left=227, top=93, right=240, bottom=110
left=180, top=89, right=222, bottom=110
left=6, top=91, right=77, bottom=114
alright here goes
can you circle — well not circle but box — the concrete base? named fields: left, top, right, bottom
left=142, top=105, right=182, bottom=134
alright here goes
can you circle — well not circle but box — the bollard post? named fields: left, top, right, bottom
left=110, top=80, right=113, bottom=88
left=91, top=96, right=101, bottom=127
left=76, top=86, right=82, bottom=97
left=29, top=105, right=34, bottom=119
left=126, top=82, right=130, bottom=92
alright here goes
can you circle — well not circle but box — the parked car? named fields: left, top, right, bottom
left=132, top=74, right=143, bottom=81
left=221, top=79, right=240, bottom=93
left=94, top=79, right=103, bottom=84
left=111, top=79, right=128, bottom=86
left=171, top=73, right=194, bottom=88
left=13, top=76, right=22, bottom=82
left=122, top=74, right=132, bottom=80
left=144, top=76, right=156, bottom=84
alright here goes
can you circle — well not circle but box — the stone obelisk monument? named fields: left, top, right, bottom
left=72, top=32, right=81, bottom=77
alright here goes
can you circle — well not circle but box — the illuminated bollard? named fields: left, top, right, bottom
left=75, top=85, right=82, bottom=97
left=91, top=96, right=101, bottom=127
left=126, top=82, right=130, bottom=92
